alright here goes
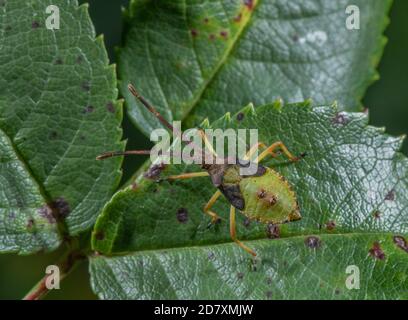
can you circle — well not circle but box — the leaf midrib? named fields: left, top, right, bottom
left=102, top=230, right=397, bottom=257
left=178, top=0, right=259, bottom=122
left=0, top=128, right=65, bottom=243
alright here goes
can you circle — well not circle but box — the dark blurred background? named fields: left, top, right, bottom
left=0, top=0, right=406, bottom=300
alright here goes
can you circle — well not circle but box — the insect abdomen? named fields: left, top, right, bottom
left=239, top=168, right=301, bottom=224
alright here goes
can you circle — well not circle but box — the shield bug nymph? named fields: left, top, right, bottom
left=97, top=84, right=305, bottom=257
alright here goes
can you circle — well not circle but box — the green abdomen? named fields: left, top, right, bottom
left=239, top=168, right=301, bottom=224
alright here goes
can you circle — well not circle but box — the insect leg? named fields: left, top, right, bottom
left=229, top=206, right=257, bottom=257
left=255, top=141, right=301, bottom=163
left=165, top=171, right=209, bottom=181
left=96, top=150, right=151, bottom=160
left=203, top=190, right=222, bottom=223
left=243, top=142, right=278, bottom=162
left=198, top=130, right=218, bottom=157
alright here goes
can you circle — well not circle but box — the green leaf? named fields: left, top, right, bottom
left=0, top=0, right=124, bottom=252
left=118, top=0, right=391, bottom=136
left=90, top=102, right=408, bottom=299
left=90, top=233, right=408, bottom=299
left=0, top=128, right=60, bottom=254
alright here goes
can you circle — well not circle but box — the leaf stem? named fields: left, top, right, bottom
left=22, top=247, right=86, bottom=300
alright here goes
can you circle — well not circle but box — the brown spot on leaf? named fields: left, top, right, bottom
left=191, top=29, right=198, bottom=37
left=51, top=197, right=71, bottom=219
left=234, top=13, right=242, bottom=22
left=385, top=189, right=395, bottom=201
left=95, top=231, right=105, bottom=241
left=369, top=242, right=385, bottom=260
left=31, top=21, right=40, bottom=29
left=38, top=205, right=56, bottom=224
left=209, top=34, right=215, bottom=41
left=55, top=58, right=63, bottom=65
left=237, top=272, right=244, bottom=280
left=81, top=81, right=91, bottom=91
left=335, top=289, right=341, bottom=295
left=305, top=236, right=321, bottom=249
left=176, top=208, right=188, bottom=223
left=49, top=131, right=58, bottom=140
left=393, top=235, right=408, bottom=253
left=27, top=218, right=35, bottom=230
left=83, top=105, right=94, bottom=113
left=244, top=0, right=254, bottom=10
left=325, top=220, right=336, bottom=231
left=106, top=102, right=115, bottom=113
left=266, top=223, right=280, bottom=239
left=332, top=112, right=348, bottom=126
left=144, top=163, right=166, bottom=180
left=236, top=112, right=244, bottom=121
left=373, top=211, right=381, bottom=219
left=250, top=259, right=258, bottom=272
left=203, top=18, right=209, bottom=24
left=220, top=31, right=228, bottom=38
left=131, top=182, right=138, bottom=190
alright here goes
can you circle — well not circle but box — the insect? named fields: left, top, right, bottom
left=97, top=84, right=305, bottom=257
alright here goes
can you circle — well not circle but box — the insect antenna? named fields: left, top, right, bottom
left=127, top=84, right=178, bottom=134
left=96, top=84, right=208, bottom=161
left=96, top=150, right=151, bottom=160
left=128, top=84, right=216, bottom=160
